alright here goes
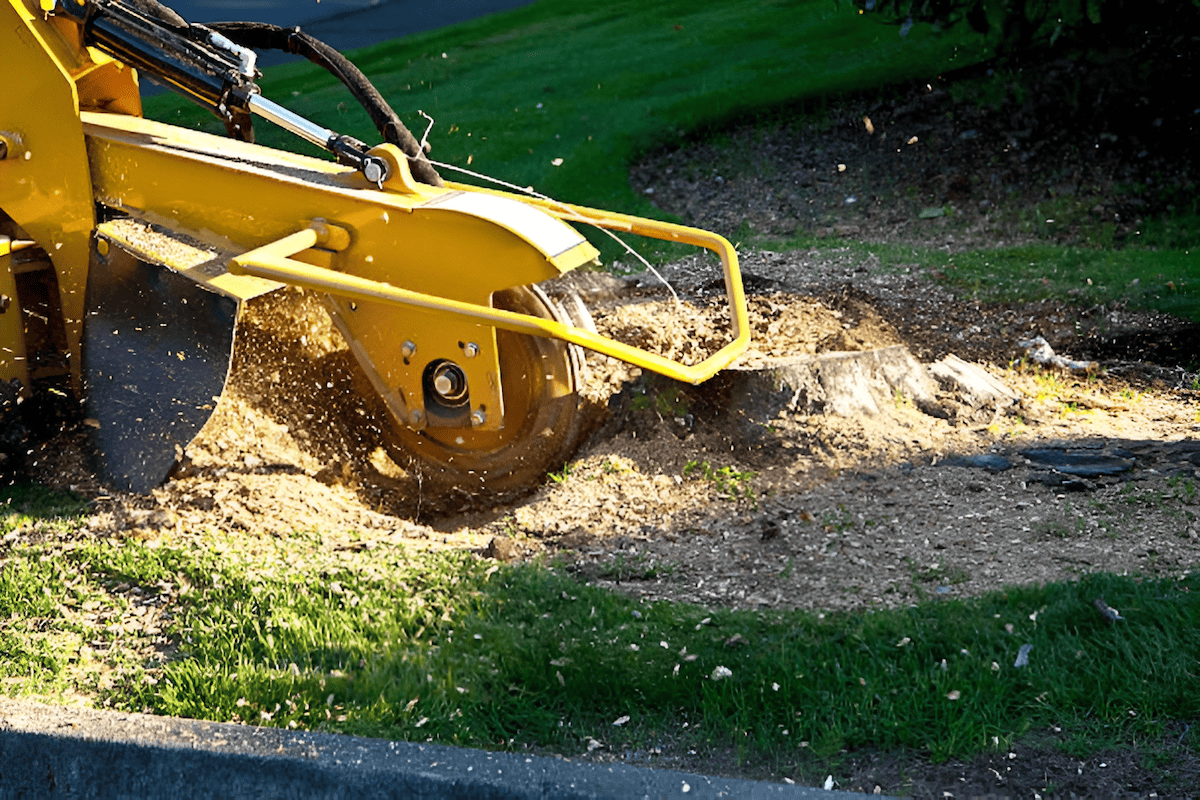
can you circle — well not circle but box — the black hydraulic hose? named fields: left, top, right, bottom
left=73, top=0, right=441, bottom=185
left=120, top=0, right=187, bottom=29
left=205, top=21, right=442, bottom=187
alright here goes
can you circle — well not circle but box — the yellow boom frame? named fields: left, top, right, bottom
left=0, top=0, right=749, bottom=490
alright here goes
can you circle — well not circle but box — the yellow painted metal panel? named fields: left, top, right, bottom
left=0, top=0, right=98, bottom=389
left=0, top=238, right=30, bottom=388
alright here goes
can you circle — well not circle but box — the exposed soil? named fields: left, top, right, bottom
left=16, top=53, right=1200, bottom=797
left=628, top=44, right=1198, bottom=253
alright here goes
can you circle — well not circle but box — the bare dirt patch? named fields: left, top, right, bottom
left=41, top=251, right=1193, bottom=603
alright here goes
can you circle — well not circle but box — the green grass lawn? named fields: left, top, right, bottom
left=941, top=245, right=1198, bottom=323
left=4, top=481, right=1199, bottom=784
left=760, top=235, right=1200, bottom=323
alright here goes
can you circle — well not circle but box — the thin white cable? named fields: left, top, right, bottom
left=416, top=110, right=435, bottom=154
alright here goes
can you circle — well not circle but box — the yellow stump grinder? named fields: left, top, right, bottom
left=0, top=0, right=749, bottom=496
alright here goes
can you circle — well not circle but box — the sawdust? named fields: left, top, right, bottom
left=24, top=249, right=1198, bottom=620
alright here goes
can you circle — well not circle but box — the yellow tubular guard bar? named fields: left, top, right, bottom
left=229, top=210, right=750, bottom=385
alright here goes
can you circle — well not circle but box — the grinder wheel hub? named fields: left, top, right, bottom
left=380, top=284, right=585, bottom=501
left=427, top=360, right=469, bottom=405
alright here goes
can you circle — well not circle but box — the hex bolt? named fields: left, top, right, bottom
left=362, top=156, right=388, bottom=185
left=470, top=409, right=487, bottom=426
left=430, top=362, right=468, bottom=402
left=462, top=342, right=479, bottom=358
left=401, top=340, right=416, bottom=358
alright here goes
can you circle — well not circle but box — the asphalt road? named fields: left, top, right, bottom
left=163, top=0, right=535, bottom=52
left=0, top=697, right=883, bottom=799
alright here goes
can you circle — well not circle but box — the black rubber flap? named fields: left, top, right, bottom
left=82, top=234, right=237, bottom=493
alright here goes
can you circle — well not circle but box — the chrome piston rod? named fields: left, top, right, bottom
left=246, top=94, right=390, bottom=184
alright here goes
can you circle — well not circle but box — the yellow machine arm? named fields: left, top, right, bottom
left=0, top=0, right=749, bottom=496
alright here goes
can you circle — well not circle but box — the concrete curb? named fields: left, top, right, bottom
left=0, top=699, right=881, bottom=799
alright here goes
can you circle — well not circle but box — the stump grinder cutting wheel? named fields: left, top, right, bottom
left=378, top=284, right=587, bottom=498
left=0, top=0, right=749, bottom=497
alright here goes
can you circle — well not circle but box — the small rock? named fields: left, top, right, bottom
left=484, top=536, right=519, bottom=562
